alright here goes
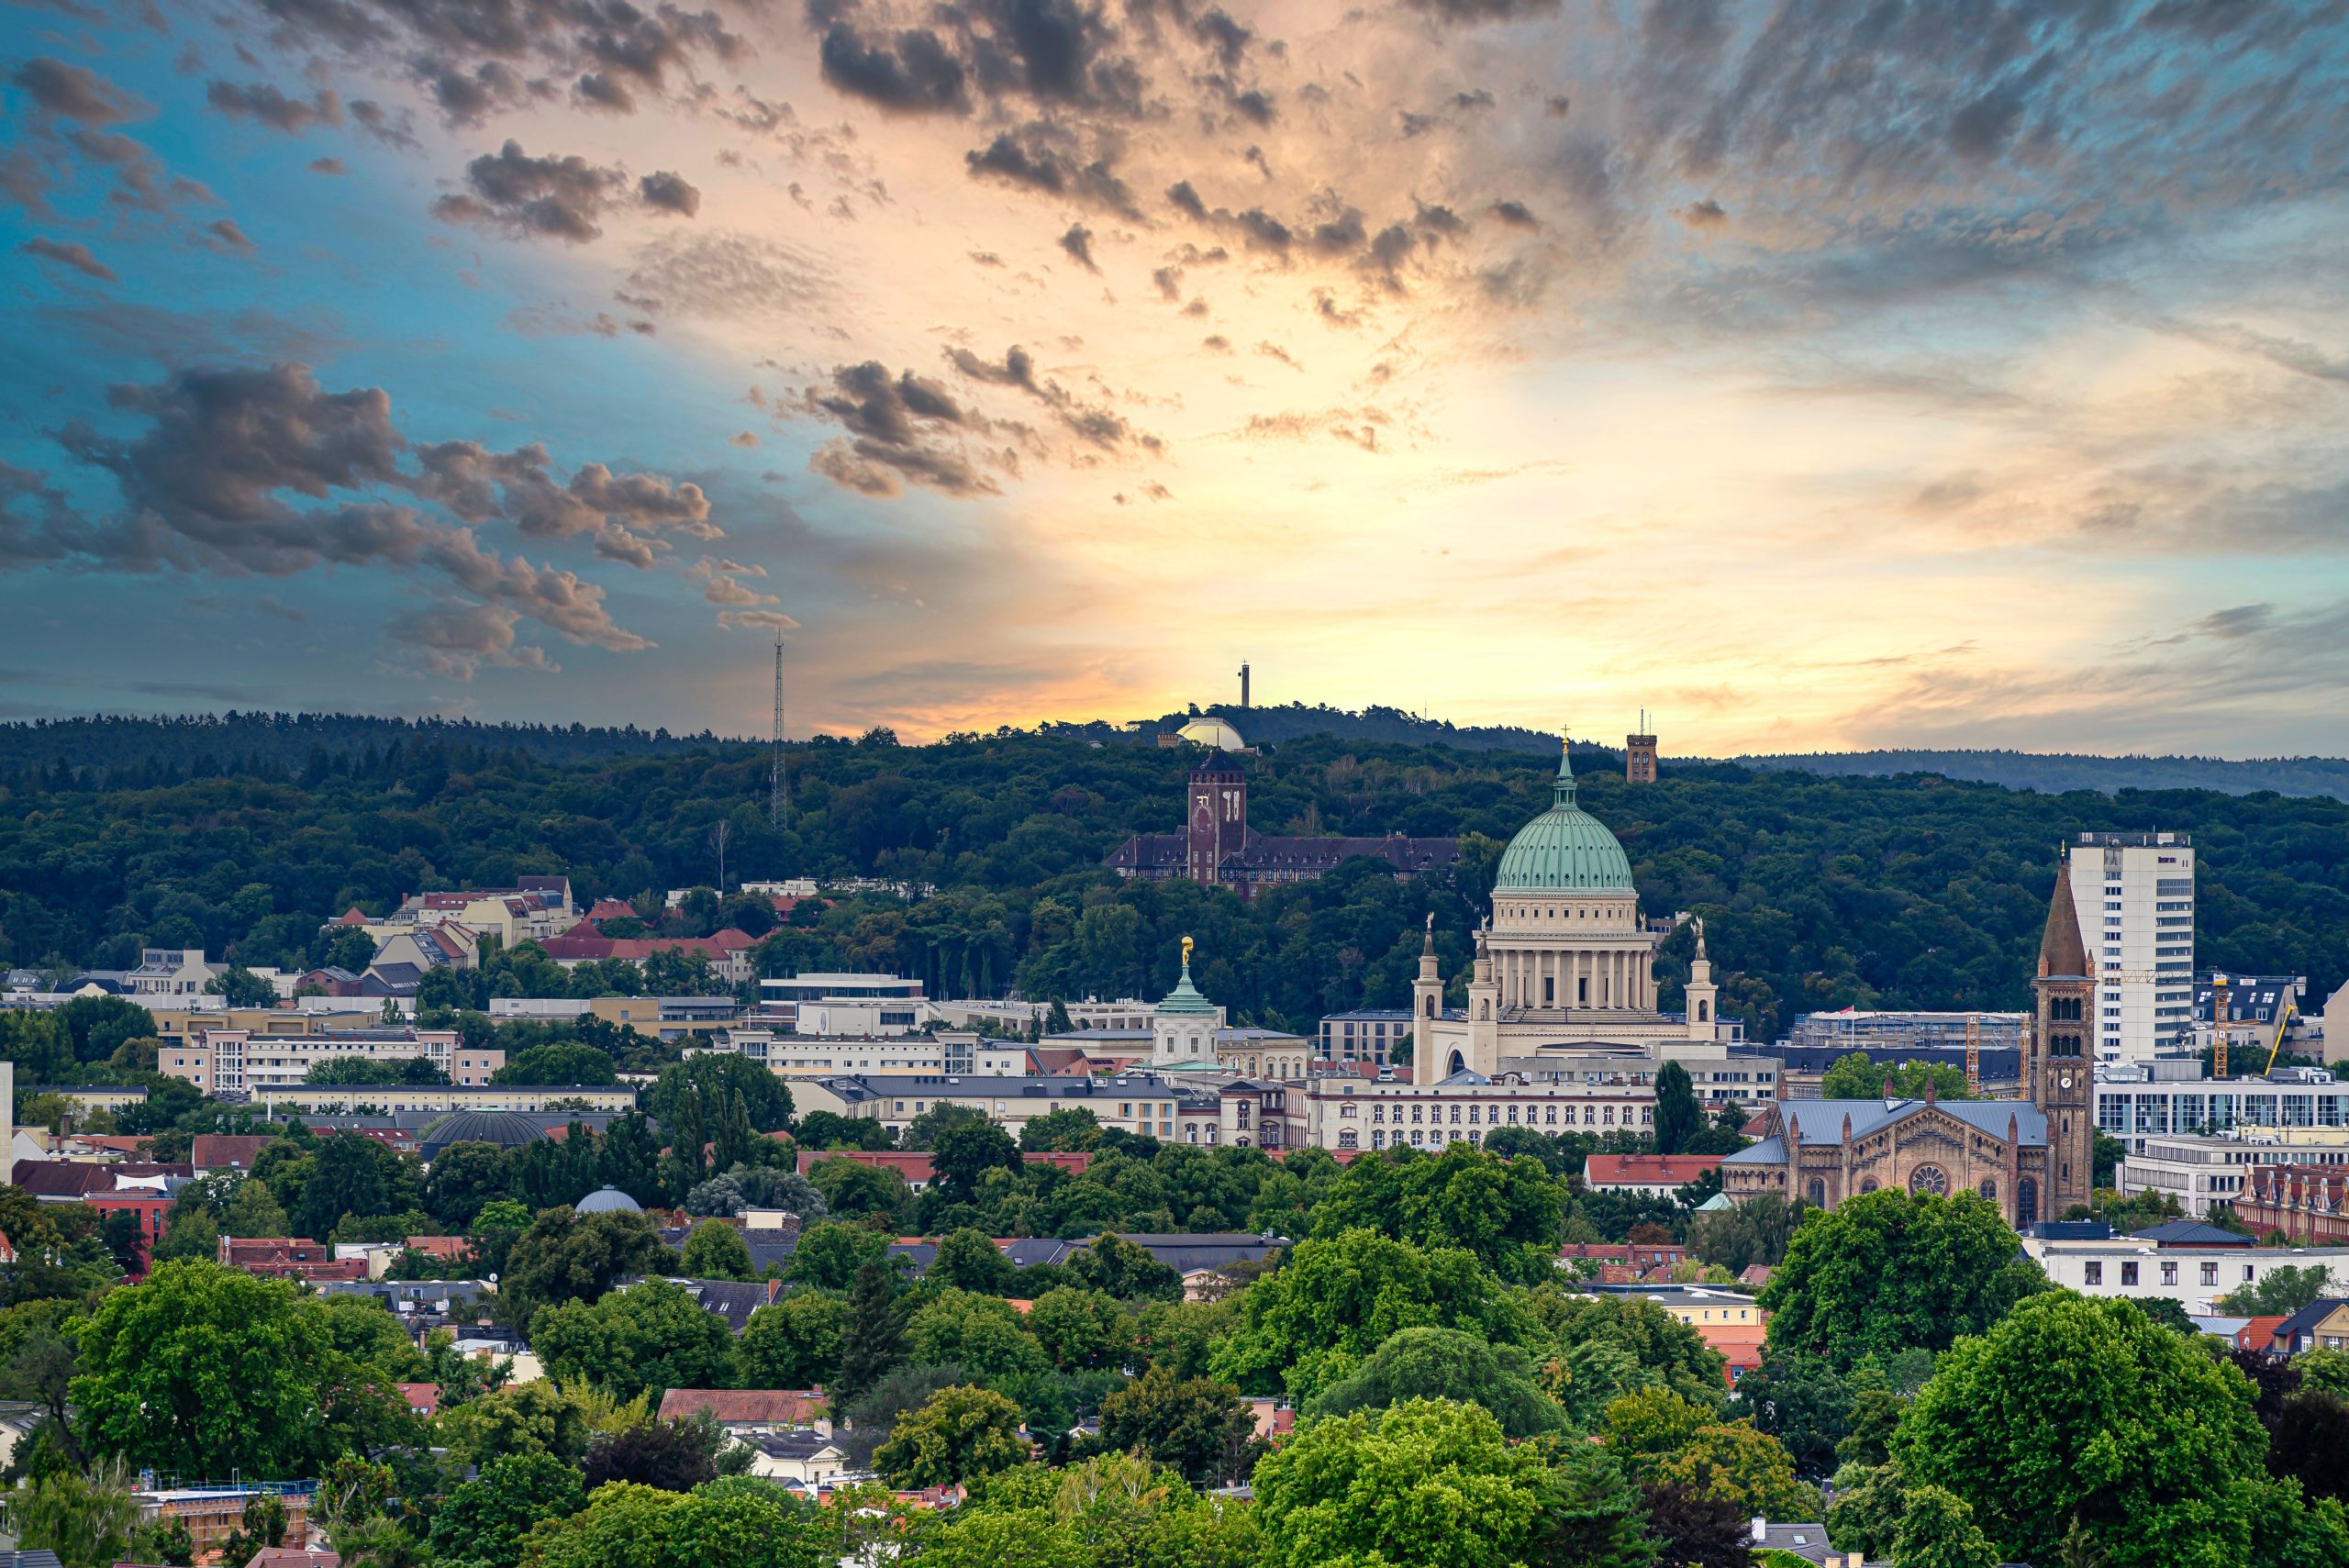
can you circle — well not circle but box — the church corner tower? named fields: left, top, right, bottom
left=2031, top=851, right=2095, bottom=1220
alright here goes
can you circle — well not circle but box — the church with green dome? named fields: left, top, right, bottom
left=1411, top=737, right=1725, bottom=1086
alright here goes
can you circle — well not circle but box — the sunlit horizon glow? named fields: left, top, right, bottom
left=4, top=1, right=2347, bottom=754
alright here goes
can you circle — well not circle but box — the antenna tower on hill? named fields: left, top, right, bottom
left=771, top=636, right=790, bottom=828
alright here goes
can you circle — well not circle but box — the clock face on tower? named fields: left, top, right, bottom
left=1193, top=794, right=1214, bottom=831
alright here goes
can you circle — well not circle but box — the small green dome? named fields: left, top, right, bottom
left=1494, top=742, right=1636, bottom=893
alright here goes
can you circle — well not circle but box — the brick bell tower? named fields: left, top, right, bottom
left=2031, top=849, right=2096, bottom=1223
left=1186, top=754, right=1246, bottom=887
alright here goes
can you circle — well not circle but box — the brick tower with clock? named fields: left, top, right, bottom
left=2032, top=851, right=2097, bottom=1220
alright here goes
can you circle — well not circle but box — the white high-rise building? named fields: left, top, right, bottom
left=2069, top=831, right=2196, bottom=1061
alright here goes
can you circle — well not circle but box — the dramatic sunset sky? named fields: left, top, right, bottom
left=4, top=0, right=2345, bottom=751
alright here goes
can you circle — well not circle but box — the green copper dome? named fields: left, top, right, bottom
left=1493, top=742, right=1636, bottom=893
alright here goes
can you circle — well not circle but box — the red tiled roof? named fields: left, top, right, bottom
left=1584, top=1154, right=1724, bottom=1187
left=405, top=1236, right=471, bottom=1259
left=539, top=929, right=755, bottom=962
left=586, top=899, right=639, bottom=921
left=395, top=1383, right=441, bottom=1416
left=337, top=907, right=371, bottom=925
left=657, top=1389, right=828, bottom=1425
left=191, top=1134, right=275, bottom=1171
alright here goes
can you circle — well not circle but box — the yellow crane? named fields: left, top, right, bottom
left=1965, top=1011, right=1980, bottom=1095
left=2212, top=974, right=2230, bottom=1081
left=2264, top=997, right=2298, bottom=1077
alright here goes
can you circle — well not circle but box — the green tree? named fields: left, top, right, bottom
left=1652, top=1420, right=1820, bottom=1519
left=681, top=1219, right=756, bottom=1281
left=498, top=1207, right=672, bottom=1332
left=1092, top=1364, right=1259, bottom=1485
left=873, top=1385, right=1030, bottom=1488
left=1026, top=1286, right=1126, bottom=1372
left=1019, top=1106, right=1101, bottom=1153
left=1066, top=1233, right=1183, bottom=1302
left=527, top=1475, right=834, bottom=1568
left=1891, top=1485, right=1999, bottom=1568
left=807, top=1156, right=910, bottom=1218
left=835, top=1260, right=910, bottom=1407
left=739, top=1292, right=848, bottom=1389
left=1602, top=1385, right=1718, bottom=1480
left=1653, top=1062, right=1702, bottom=1156
left=1307, top=1326, right=1565, bottom=1440
left=6, top=1460, right=141, bottom=1568
left=1737, top=1356, right=1852, bottom=1479
left=70, top=1260, right=401, bottom=1477
left=1896, top=1294, right=2272, bottom=1567
left=1817, top=1056, right=1978, bottom=1102
left=1686, top=1190, right=1806, bottom=1276
left=906, top=1290, right=1050, bottom=1383
left=931, top=1121, right=1021, bottom=1206
left=901, top=1101, right=992, bottom=1151
left=427, top=1450, right=587, bottom=1568
left=1521, top=1285, right=1728, bottom=1413
left=204, top=965, right=278, bottom=1008
left=930, top=1227, right=1019, bottom=1295
left=794, top=1112, right=892, bottom=1152
left=648, top=1055, right=794, bottom=1136
left=436, top=1378, right=592, bottom=1467
left=1758, top=1190, right=2045, bottom=1371
left=2218, top=1263, right=2338, bottom=1316
left=1306, top=1143, right=1569, bottom=1284
left=786, top=1221, right=892, bottom=1290
left=1214, top=1229, right=1531, bottom=1401
left=531, top=1279, right=739, bottom=1403
left=296, top=1131, right=424, bottom=1240
left=422, top=1140, right=511, bottom=1230
left=492, top=1041, right=621, bottom=1085
left=1253, top=1398, right=1652, bottom=1568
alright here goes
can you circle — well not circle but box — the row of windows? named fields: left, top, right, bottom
left=2082, top=1259, right=2243, bottom=1288
left=1360, top=1101, right=1647, bottom=1126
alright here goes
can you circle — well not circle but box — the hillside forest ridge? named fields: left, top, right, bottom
left=2, top=718, right=2345, bottom=1040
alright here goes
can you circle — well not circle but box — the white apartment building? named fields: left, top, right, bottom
left=126, top=948, right=224, bottom=997
left=161, top=1029, right=503, bottom=1095
left=2069, top=831, right=2195, bottom=1060
left=2096, top=1062, right=2349, bottom=1153
left=2117, top=1136, right=2276, bottom=1218
left=2023, top=1229, right=2349, bottom=1315
left=1304, top=1073, right=1657, bottom=1153
left=713, top=1029, right=1027, bottom=1077
left=786, top=1072, right=1188, bottom=1142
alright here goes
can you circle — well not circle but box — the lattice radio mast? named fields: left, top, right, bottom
left=770, top=636, right=790, bottom=828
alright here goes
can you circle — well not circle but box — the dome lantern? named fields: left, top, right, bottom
left=1491, top=732, right=1637, bottom=894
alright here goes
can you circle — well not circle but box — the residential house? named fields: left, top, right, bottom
left=133, top=1485, right=316, bottom=1557
left=742, top=1430, right=851, bottom=1486
left=218, top=1237, right=369, bottom=1283
left=2022, top=1222, right=2349, bottom=1315
left=2272, top=1299, right=2349, bottom=1354
left=189, top=1134, right=276, bottom=1172
left=1583, top=1153, right=1725, bottom=1197
left=658, top=1388, right=829, bottom=1437
left=126, top=948, right=222, bottom=997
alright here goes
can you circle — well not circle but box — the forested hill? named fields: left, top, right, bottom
left=1742, top=749, right=2349, bottom=802
left=0, top=712, right=737, bottom=777
left=5, top=727, right=2345, bottom=1043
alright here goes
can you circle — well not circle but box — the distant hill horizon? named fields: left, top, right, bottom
left=5, top=707, right=2344, bottom=801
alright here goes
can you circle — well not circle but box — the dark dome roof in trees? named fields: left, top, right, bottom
left=419, top=1109, right=549, bottom=1159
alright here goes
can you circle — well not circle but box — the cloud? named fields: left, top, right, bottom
left=432, top=140, right=632, bottom=242
left=4, top=363, right=691, bottom=655
left=1675, top=198, right=1728, bottom=229
left=963, top=121, right=1139, bottom=216
left=205, top=80, right=342, bottom=134
left=1058, top=221, right=1098, bottom=272
left=818, top=24, right=972, bottom=115
left=637, top=170, right=701, bottom=217
left=203, top=218, right=257, bottom=255
left=10, top=58, right=144, bottom=128
left=942, top=344, right=1163, bottom=455
left=800, top=361, right=999, bottom=497
left=20, top=236, right=117, bottom=282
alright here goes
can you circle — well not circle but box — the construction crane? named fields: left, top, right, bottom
left=1965, top=1011, right=1980, bottom=1095
left=2264, top=998, right=2299, bottom=1076
left=2212, top=973, right=2230, bottom=1081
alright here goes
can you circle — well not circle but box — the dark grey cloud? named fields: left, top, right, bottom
left=205, top=79, right=341, bottom=133
left=1058, top=220, right=1098, bottom=271
left=0, top=362, right=700, bottom=655
left=20, top=235, right=117, bottom=282
left=800, top=361, right=997, bottom=497
left=246, top=0, right=742, bottom=124
left=433, top=140, right=695, bottom=241
left=9, top=58, right=144, bottom=127
left=818, top=24, right=973, bottom=115
left=203, top=217, right=257, bottom=255
left=811, top=0, right=1146, bottom=118
left=637, top=170, right=701, bottom=216
left=944, top=343, right=1163, bottom=456
left=963, top=121, right=1139, bottom=216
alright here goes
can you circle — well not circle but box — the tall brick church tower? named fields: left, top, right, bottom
left=1186, top=756, right=1246, bottom=886
left=2031, top=851, right=2096, bottom=1221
